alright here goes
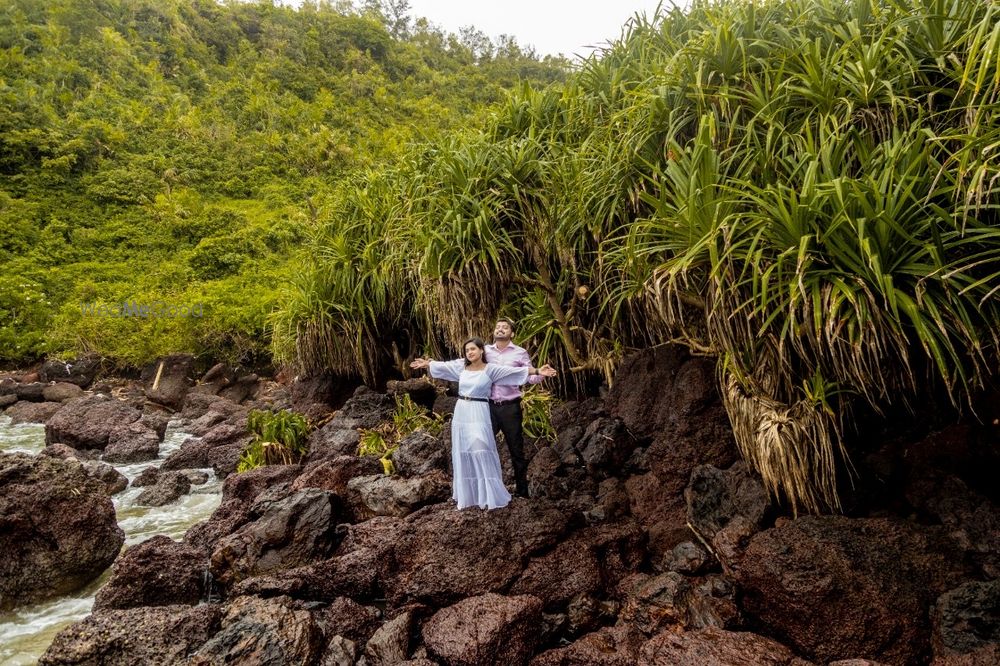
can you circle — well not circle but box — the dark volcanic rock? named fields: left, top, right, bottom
left=45, top=394, right=142, bottom=449
left=136, top=471, right=191, bottom=506
left=510, top=522, right=645, bottom=610
left=81, top=460, right=128, bottom=495
left=142, top=353, right=195, bottom=410
left=932, top=580, right=1000, bottom=659
left=189, top=595, right=325, bottom=665
left=102, top=421, right=161, bottom=463
left=316, top=596, right=383, bottom=646
left=94, top=535, right=206, bottom=610
left=210, top=488, right=342, bottom=589
left=393, top=430, right=449, bottom=477
left=530, top=624, right=645, bottom=666
left=38, top=354, right=102, bottom=388
left=217, top=373, right=260, bottom=404
left=5, top=400, right=64, bottom=424
left=305, top=418, right=363, bottom=464
left=423, top=593, right=544, bottom=666
left=637, top=627, right=812, bottom=666
left=346, top=472, right=451, bottom=519
left=382, top=500, right=571, bottom=608
left=365, top=608, right=418, bottom=666
left=685, top=461, right=771, bottom=562
left=734, top=515, right=970, bottom=664
left=184, top=465, right=302, bottom=553
left=14, top=381, right=48, bottom=402
left=0, top=453, right=124, bottom=611
left=291, top=455, right=382, bottom=496
left=39, top=604, right=222, bottom=665
left=42, top=382, right=85, bottom=403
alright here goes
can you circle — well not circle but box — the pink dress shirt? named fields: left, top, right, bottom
left=485, top=342, right=543, bottom=401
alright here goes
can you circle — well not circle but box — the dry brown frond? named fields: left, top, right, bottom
left=722, top=370, right=847, bottom=517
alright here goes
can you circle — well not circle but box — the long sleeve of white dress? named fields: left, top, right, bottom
left=428, top=359, right=465, bottom=382
left=484, top=364, right=530, bottom=386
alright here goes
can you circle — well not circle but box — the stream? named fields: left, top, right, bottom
left=0, top=414, right=223, bottom=665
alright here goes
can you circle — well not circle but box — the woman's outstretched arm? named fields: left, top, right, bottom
left=411, top=357, right=464, bottom=382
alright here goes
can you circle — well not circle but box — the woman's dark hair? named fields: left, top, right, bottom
left=462, top=337, right=486, bottom=366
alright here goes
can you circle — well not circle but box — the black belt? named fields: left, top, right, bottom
left=490, top=396, right=522, bottom=406
left=458, top=395, right=489, bottom=402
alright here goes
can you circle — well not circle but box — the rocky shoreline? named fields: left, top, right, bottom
left=1, top=347, right=998, bottom=665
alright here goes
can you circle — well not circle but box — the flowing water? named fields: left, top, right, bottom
left=0, top=415, right=223, bottom=665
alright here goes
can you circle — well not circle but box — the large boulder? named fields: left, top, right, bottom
left=94, top=535, right=206, bottom=610
left=42, top=382, right=85, bottom=403
left=734, top=515, right=970, bottom=664
left=346, top=472, right=451, bottom=519
left=184, top=465, right=302, bottom=553
left=291, top=455, right=382, bottom=496
left=304, top=418, right=363, bottom=463
left=365, top=608, right=419, bottom=666
left=423, top=593, right=544, bottom=666
left=39, top=604, right=223, bottom=665
left=142, top=353, right=196, bottom=410
left=381, top=500, right=571, bottom=608
left=685, top=461, right=772, bottom=565
left=530, top=625, right=644, bottom=666
left=637, top=627, right=812, bottom=666
left=102, top=421, right=161, bottom=463
left=510, top=522, right=645, bottom=610
left=45, top=394, right=142, bottom=450
left=5, top=400, right=64, bottom=424
left=210, top=488, right=343, bottom=589
left=135, top=471, right=192, bottom=507
left=38, top=354, right=103, bottom=388
left=189, top=595, right=325, bottom=665
left=932, top=580, right=1000, bottom=659
left=393, top=430, right=449, bottom=477
left=162, top=419, right=251, bottom=475
left=0, top=453, right=124, bottom=611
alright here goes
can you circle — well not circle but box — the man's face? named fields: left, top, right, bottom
left=493, top=320, right=512, bottom=341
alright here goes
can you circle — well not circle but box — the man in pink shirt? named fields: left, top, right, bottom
left=485, top=317, right=546, bottom=498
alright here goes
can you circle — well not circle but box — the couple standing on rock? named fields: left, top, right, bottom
left=410, top=318, right=557, bottom=511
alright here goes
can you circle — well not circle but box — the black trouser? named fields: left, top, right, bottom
left=490, top=399, right=529, bottom=496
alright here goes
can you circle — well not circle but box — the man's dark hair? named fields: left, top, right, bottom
left=462, top=337, right=487, bottom=366
left=496, top=317, right=516, bottom=332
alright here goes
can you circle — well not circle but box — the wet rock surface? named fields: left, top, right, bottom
left=0, top=453, right=124, bottom=611
left=94, top=535, right=207, bottom=610
left=45, top=394, right=143, bottom=450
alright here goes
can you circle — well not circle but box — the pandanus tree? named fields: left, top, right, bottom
left=278, top=0, right=1000, bottom=514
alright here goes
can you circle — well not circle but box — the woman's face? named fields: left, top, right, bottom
left=464, top=342, right=483, bottom=363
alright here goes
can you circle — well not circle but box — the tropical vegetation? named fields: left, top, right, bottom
left=280, top=0, right=1000, bottom=513
left=0, top=0, right=568, bottom=367
left=358, top=393, right=444, bottom=474
left=237, top=407, right=310, bottom=471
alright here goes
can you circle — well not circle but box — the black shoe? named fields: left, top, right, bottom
left=514, top=487, right=530, bottom=499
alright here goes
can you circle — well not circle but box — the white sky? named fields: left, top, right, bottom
left=406, top=0, right=675, bottom=59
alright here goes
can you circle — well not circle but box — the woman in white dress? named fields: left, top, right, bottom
left=410, top=338, right=557, bottom=510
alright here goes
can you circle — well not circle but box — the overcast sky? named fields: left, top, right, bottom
left=406, top=0, right=674, bottom=59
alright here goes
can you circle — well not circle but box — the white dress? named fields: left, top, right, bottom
left=428, top=359, right=530, bottom=510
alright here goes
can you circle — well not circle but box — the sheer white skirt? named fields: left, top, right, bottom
left=450, top=400, right=511, bottom=510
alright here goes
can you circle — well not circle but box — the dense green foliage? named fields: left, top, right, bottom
left=237, top=407, right=310, bottom=471
left=285, top=0, right=1000, bottom=513
left=358, top=393, right=444, bottom=474
left=0, top=0, right=568, bottom=367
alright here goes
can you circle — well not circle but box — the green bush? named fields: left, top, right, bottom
left=237, top=409, right=310, bottom=472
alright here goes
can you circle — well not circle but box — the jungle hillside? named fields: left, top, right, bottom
left=0, top=0, right=569, bottom=367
